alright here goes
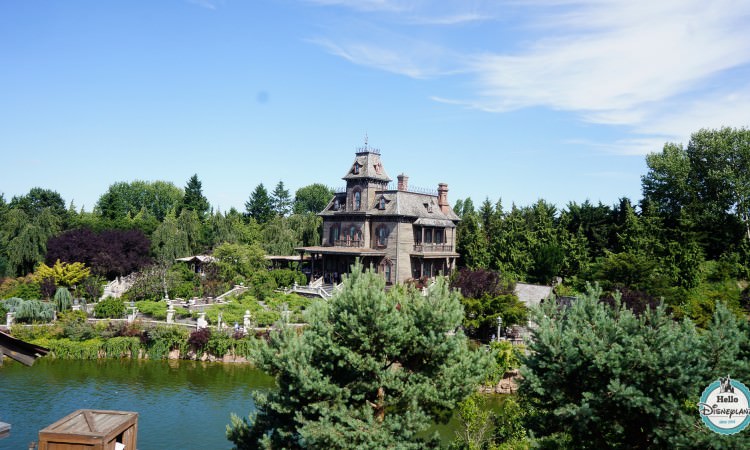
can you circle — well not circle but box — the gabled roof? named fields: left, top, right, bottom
left=342, top=149, right=392, bottom=183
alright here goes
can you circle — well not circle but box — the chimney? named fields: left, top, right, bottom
left=397, top=173, right=409, bottom=191
left=438, top=183, right=449, bottom=213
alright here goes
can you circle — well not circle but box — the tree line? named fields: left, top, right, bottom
left=0, top=177, right=333, bottom=277
left=454, top=127, right=750, bottom=326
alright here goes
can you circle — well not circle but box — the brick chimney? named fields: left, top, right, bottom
left=397, top=173, right=409, bottom=191
left=438, top=183, right=449, bottom=213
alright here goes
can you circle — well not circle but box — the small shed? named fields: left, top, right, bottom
left=38, top=409, right=138, bottom=450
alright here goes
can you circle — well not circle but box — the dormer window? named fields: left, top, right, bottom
left=334, top=198, right=340, bottom=211
left=425, top=202, right=433, bottom=213
left=352, top=163, right=361, bottom=174
left=379, top=196, right=386, bottom=210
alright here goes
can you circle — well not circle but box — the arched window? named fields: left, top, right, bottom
left=349, top=225, right=361, bottom=243
left=329, top=225, right=340, bottom=245
left=353, top=190, right=361, bottom=210
left=376, top=225, right=388, bottom=247
left=380, top=259, right=392, bottom=284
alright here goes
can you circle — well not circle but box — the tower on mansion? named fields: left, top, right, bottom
left=296, top=143, right=460, bottom=285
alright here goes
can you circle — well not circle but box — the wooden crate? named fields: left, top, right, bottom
left=38, top=409, right=138, bottom=450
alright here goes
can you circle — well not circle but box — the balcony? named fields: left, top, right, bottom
left=413, top=243, right=453, bottom=252
left=334, top=239, right=365, bottom=248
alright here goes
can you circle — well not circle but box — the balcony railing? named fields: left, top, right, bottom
left=334, top=239, right=365, bottom=248
left=413, top=243, right=453, bottom=252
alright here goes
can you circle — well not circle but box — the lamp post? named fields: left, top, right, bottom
left=496, top=316, right=503, bottom=341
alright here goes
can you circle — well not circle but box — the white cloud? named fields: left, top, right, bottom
left=307, top=0, right=750, bottom=154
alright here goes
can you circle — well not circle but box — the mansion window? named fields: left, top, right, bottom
left=379, top=196, right=386, bottom=209
left=349, top=225, right=362, bottom=242
left=376, top=225, right=389, bottom=247
left=353, top=190, right=361, bottom=210
left=329, top=225, right=340, bottom=244
left=414, top=226, right=446, bottom=244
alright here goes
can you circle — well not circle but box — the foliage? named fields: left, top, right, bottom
left=269, top=269, right=307, bottom=288
left=271, top=181, right=292, bottom=217
left=451, top=268, right=514, bottom=300
left=58, top=309, right=96, bottom=341
left=53, top=286, right=72, bottom=312
left=46, top=228, right=151, bottom=279
left=0, top=274, right=42, bottom=300
left=143, top=325, right=189, bottom=359
left=36, top=260, right=90, bottom=287
left=461, top=294, right=527, bottom=341
left=227, top=263, right=491, bottom=449
left=3, top=207, right=61, bottom=275
left=212, top=242, right=268, bottom=282
left=449, top=393, right=496, bottom=450
left=95, top=180, right=183, bottom=222
left=521, top=284, right=750, bottom=449
left=293, top=183, right=333, bottom=215
left=9, top=187, right=67, bottom=220
left=485, top=340, right=522, bottom=386
left=188, top=327, right=212, bottom=353
left=249, top=270, right=277, bottom=301
left=245, top=183, right=274, bottom=224
left=179, top=174, right=210, bottom=221
left=10, top=298, right=55, bottom=323
left=94, top=297, right=126, bottom=318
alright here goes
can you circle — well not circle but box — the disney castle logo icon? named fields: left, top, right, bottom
left=698, top=375, right=750, bottom=435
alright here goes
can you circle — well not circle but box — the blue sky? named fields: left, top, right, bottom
left=2, top=0, right=749, bottom=213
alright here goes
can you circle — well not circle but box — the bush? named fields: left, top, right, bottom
left=188, top=328, right=212, bottom=353
left=94, top=297, right=126, bottom=318
left=14, top=299, right=55, bottom=323
left=269, top=269, right=307, bottom=288
left=54, top=287, right=72, bottom=312
left=249, top=271, right=277, bottom=301
left=58, top=309, right=95, bottom=341
left=143, top=325, right=189, bottom=359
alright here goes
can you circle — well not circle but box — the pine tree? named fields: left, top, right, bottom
left=180, top=174, right=210, bottom=220
left=227, top=262, right=490, bottom=449
left=271, top=181, right=292, bottom=217
left=245, top=183, right=274, bottom=224
left=522, top=285, right=750, bottom=449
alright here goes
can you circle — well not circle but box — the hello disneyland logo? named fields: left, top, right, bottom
left=698, top=375, right=750, bottom=435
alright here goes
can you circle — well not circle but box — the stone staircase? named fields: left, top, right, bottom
left=100, top=274, right=136, bottom=300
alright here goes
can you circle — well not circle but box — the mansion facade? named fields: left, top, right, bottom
left=297, top=144, right=460, bottom=285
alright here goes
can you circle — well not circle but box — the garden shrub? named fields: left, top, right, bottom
left=94, top=297, right=126, bottom=318
left=102, top=336, right=141, bottom=358
left=188, top=328, right=212, bottom=354
left=207, top=331, right=232, bottom=357
left=53, top=287, right=72, bottom=312
left=13, top=299, right=55, bottom=323
left=144, top=325, right=189, bottom=359
left=269, top=269, right=307, bottom=288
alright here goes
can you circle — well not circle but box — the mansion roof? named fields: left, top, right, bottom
left=320, top=189, right=459, bottom=224
left=342, top=147, right=392, bottom=183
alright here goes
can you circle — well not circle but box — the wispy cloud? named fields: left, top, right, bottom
left=306, top=0, right=750, bottom=154
left=187, top=0, right=221, bottom=10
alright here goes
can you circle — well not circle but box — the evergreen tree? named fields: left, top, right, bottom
left=228, top=263, right=490, bottom=449
left=180, top=174, right=210, bottom=220
left=522, top=285, right=750, bottom=449
left=245, top=183, right=274, bottom=224
left=271, top=180, right=292, bottom=217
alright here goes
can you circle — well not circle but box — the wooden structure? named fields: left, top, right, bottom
left=38, top=410, right=138, bottom=450
left=0, top=330, right=49, bottom=366
left=297, top=142, right=460, bottom=285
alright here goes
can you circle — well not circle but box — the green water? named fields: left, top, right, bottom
left=0, top=358, right=505, bottom=449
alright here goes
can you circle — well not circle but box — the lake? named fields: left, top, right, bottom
left=0, top=358, right=504, bottom=449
